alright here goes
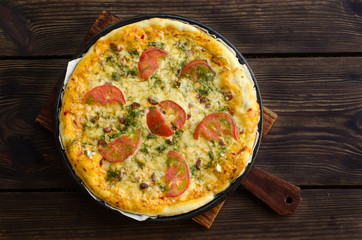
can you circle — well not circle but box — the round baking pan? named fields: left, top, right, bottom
left=54, top=14, right=263, bottom=222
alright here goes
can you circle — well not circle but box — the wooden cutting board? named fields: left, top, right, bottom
left=35, top=10, right=301, bottom=229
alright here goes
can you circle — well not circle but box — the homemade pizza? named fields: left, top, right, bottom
left=59, top=18, right=260, bottom=216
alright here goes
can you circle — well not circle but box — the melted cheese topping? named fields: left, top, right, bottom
left=59, top=18, right=260, bottom=216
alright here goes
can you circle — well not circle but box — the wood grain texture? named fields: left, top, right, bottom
left=248, top=57, right=362, bottom=185
left=1, top=56, right=361, bottom=189
left=0, top=1, right=361, bottom=238
left=241, top=167, right=302, bottom=215
left=0, top=189, right=361, bottom=239
left=79, top=10, right=120, bottom=47
left=192, top=201, right=225, bottom=229
left=262, top=106, right=278, bottom=142
left=0, top=0, right=362, bottom=56
left=0, top=59, right=75, bottom=189
left=0, top=1, right=35, bottom=53
left=35, top=83, right=58, bottom=131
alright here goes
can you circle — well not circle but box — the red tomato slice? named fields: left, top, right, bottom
left=146, top=107, right=174, bottom=137
left=179, top=59, right=214, bottom=82
left=194, top=113, right=239, bottom=141
left=138, top=47, right=169, bottom=81
left=165, top=151, right=191, bottom=197
left=98, top=129, right=141, bottom=163
left=159, top=100, right=186, bottom=129
left=83, top=84, right=126, bottom=105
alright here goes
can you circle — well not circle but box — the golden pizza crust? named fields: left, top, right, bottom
left=59, top=18, right=260, bottom=216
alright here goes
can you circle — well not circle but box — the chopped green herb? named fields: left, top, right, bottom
left=172, top=130, right=184, bottom=143
left=156, top=144, right=167, bottom=153
left=109, top=44, right=118, bottom=53
left=205, top=150, right=221, bottom=169
left=180, top=60, right=187, bottom=69
left=125, top=108, right=142, bottom=127
left=106, top=166, right=122, bottom=182
left=218, top=106, right=230, bottom=112
left=128, top=68, right=138, bottom=77
left=172, top=81, right=181, bottom=88
left=117, top=125, right=128, bottom=134
left=135, top=159, right=145, bottom=170
left=148, top=42, right=157, bottom=47
left=197, top=66, right=215, bottom=82
left=195, top=88, right=209, bottom=96
left=193, top=66, right=216, bottom=96
left=208, top=150, right=214, bottom=161
left=111, top=72, right=120, bottom=81
left=175, top=40, right=188, bottom=51
left=146, top=134, right=156, bottom=140
left=116, top=108, right=142, bottom=134
left=106, top=55, right=114, bottom=62
left=116, top=64, right=138, bottom=78
left=109, top=132, right=120, bottom=139
left=116, top=64, right=126, bottom=75
left=205, top=160, right=214, bottom=169
left=152, top=75, right=165, bottom=89
left=129, top=49, right=139, bottom=57
left=180, top=65, right=215, bottom=96
left=168, top=60, right=178, bottom=74
left=166, top=156, right=172, bottom=166
left=148, top=42, right=165, bottom=49
left=190, top=165, right=198, bottom=176
left=140, top=147, right=149, bottom=154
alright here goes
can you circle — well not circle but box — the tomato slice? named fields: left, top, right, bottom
left=83, top=84, right=126, bottom=105
left=159, top=100, right=186, bottom=129
left=138, top=47, right=169, bottom=81
left=165, top=151, right=191, bottom=197
left=146, top=107, right=174, bottom=137
left=98, top=129, right=141, bottom=163
left=179, top=59, right=214, bottom=82
left=194, top=113, right=239, bottom=141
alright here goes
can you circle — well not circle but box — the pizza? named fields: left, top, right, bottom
left=59, top=17, right=260, bottom=217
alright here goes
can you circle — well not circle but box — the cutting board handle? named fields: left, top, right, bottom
left=241, top=167, right=302, bottom=215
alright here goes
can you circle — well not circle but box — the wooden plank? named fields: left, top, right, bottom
left=192, top=201, right=225, bottom=229
left=79, top=10, right=120, bottom=47
left=0, top=189, right=361, bottom=239
left=0, top=57, right=361, bottom=189
left=0, top=0, right=362, bottom=56
left=241, top=167, right=302, bottom=215
left=0, top=59, right=76, bottom=189
left=248, top=57, right=362, bottom=185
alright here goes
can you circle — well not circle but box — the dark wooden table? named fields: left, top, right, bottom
left=1, top=1, right=362, bottom=239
